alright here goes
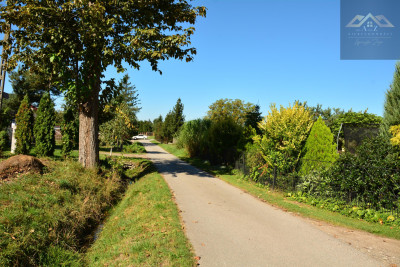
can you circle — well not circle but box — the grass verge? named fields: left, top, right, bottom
left=86, top=160, right=196, bottom=266
left=155, top=142, right=400, bottom=240
left=0, top=159, right=124, bottom=266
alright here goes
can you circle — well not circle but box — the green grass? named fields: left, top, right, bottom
left=156, top=142, right=400, bottom=240
left=86, top=161, right=196, bottom=266
left=122, top=141, right=146, bottom=154
left=0, top=159, right=124, bottom=266
left=151, top=140, right=189, bottom=159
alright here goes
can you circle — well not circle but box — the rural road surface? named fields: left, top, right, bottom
left=140, top=140, right=384, bottom=267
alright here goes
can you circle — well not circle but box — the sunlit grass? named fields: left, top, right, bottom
left=86, top=163, right=196, bottom=266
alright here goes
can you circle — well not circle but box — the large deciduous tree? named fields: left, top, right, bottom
left=207, top=99, right=256, bottom=126
left=0, top=1, right=206, bottom=168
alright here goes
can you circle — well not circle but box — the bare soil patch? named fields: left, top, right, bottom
left=0, top=155, right=44, bottom=180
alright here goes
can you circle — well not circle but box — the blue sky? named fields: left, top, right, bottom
left=3, top=0, right=398, bottom=121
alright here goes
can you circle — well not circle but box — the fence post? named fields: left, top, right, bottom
left=273, top=166, right=277, bottom=191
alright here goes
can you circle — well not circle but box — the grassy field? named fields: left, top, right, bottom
left=86, top=160, right=196, bottom=266
left=155, top=142, right=400, bottom=240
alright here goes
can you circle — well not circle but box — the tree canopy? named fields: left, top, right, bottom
left=207, top=99, right=255, bottom=126
left=0, top=0, right=206, bottom=167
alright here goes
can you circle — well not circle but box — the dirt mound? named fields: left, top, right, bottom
left=0, top=155, right=45, bottom=180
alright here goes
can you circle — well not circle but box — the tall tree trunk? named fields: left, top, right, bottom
left=78, top=78, right=100, bottom=168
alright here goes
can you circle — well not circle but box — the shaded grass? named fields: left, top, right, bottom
left=86, top=161, right=196, bottom=266
left=0, top=159, right=124, bottom=266
left=156, top=142, right=400, bottom=240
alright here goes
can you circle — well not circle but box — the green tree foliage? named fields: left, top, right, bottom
left=300, top=117, right=338, bottom=175
left=0, top=130, right=8, bottom=155
left=172, top=98, right=185, bottom=133
left=207, top=99, right=256, bottom=126
left=161, top=111, right=175, bottom=143
left=136, top=120, right=153, bottom=133
left=0, top=1, right=206, bottom=168
left=153, top=115, right=164, bottom=142
left=304, top=103, right=344, bottom=126
left=254, top=101, right=313, bottom=174
left=54, top=110, right=64, bottom=126
left=0, top=93, right=21, bottom=131
left=389, top=125, right=400, bottom=150
left=156, top=98, right=185, bottom=143
left=15, top=95, right=34, bottom=154
left=382, top=62, right=400, bottom=138
left=244, top=104, right=263, bottom=135
left=99, top=104, right=133, bottom=153
left=9, top=68, right=60, bottom=106
left=34, top=92, right=56, bottom=156
left=330, top=111, right=382, bottom=150
left=208, top=117, right=244, bottom=165
left=61, top=103, right=79, bottom=157
left=99, top=74, right=140, bottom=125
left=99, top=75, right=140, bottom=152
left=177, top=119, right=211, bottom=158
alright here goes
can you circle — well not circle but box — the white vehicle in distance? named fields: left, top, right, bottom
left=132, top=134, right=147, bottom=140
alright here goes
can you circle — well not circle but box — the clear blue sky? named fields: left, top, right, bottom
left=3, top=0, right=398, bottom=121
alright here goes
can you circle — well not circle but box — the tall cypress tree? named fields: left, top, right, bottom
left=300, top=117, right=338, bottom=175
left=15, top=95, right=34, bottom=154
left=382, top=62, right=400, bottom=138
left=34, top=92, right=56, bottom=156
left=172, top=98, right=185, bottom=133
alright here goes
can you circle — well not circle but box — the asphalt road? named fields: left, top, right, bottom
left=141, top=140, right=383, bottom=267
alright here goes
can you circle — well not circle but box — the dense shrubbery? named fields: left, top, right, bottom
left=208, top=117, right=243, bottom=165
left=0, top=159, right=125, bottom=266
left=288, top=191, right=400, bottom=226
left=296, top=136, right=400, bottom=211
left=176, top=118, right=211, bottom=158
left=123, top=142, right=146, bottom=154
left=177, top=118, right=243, bottom=165
left=254, top=102, right=313, bottom=175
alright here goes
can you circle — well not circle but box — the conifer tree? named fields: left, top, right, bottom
left=172, top=98, right=185, bottom=133
left=34, top=92, right=56, bottom=156
left=300, top=117, right=338, bottom=175
left=15, top=95, right=34, bottom=154
left=382, top=62, right=400, bottom=138
left=61, top=104, right=79, bottom=157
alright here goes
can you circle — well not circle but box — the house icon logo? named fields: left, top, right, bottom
left=346, top=13, right=394, bottom=28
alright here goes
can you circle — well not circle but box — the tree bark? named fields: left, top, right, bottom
left=78, top=79, right=100, bottom=168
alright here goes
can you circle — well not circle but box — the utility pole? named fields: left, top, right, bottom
left=0, top=30, right=9, bottom=110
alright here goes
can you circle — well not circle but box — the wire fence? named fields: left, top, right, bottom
left=235, top=155, right=400, bottom=216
